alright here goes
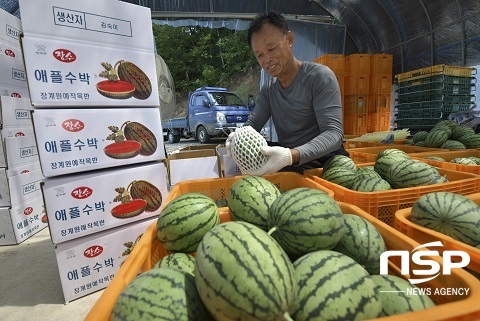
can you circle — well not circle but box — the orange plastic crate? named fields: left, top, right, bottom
left=344, top=113, right=368, bottom=136
left=346, top=53, right=371, bottom=74
left=371, top=54, right=393, bottom=74
left=395, top=193, right=480, bottom=275
left=347, top=145, right=444, bottom=163
left=368, top=94, right=391, bottom=113
left=370, top=74, right=393, bottom=94
left=317, top=53, right=345, bottom=76
left=345, top=74, right=370, bottom=95
left=367, top=113, right=391, bottom=133
left=304, top=163, right=480, bottom=226
left=85, top=200, right=480, bottom=321
left=409, top=150, right=480, bottom=175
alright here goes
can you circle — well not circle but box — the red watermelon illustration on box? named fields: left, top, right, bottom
left=32, top=108, right=165, bottom=177
left=42, top=162, right=167, bottom=244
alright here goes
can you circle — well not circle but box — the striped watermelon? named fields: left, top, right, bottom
left=356, top=167, right=382, bottom=181
left=292, top=250, right=382, bottom=321
left=434, top=119, right=459, bottom=131
left=468, top=156, right=480, bottom=165
left=414, top=141, right=427, bottom=147
left=333, top=214, right=387, bottom=274
left=440, top=140, right=466, bottom=150
left=111, top=268, right=210, bottom=321
left=267, top=188, right=345, bottom=258
left=321, top=167, right=357, bottom=189
left=322, top=155, right=356, bottom=172
left=156, top=193, right=220, bottom=253
left=411, top=192, right=480, bottom=246
left=376, top=148, right=409, bottom=161
left=154, top=253, right=195, bottom=276
left=370, top=275, right=435, bottom=316
left=227, top=176, right=281, bottom=230
left=450, top=157, right=477, bottom=165
left=425, top=129, right=449, bottom=148
left=458, top=134, right=480, bottom=148
left=451, top=126, right=475, bottom=141
left=424, top=156, right=446, bottom=162
left=412, top=131, right=429, bottom=143
left=351, top=177, right=391, bottom=192
left=374, top=154, right=408, bottom=180
left=194, top=221, right=296, bottom=321
left=387, top=159, right=438, bottom=188
left=405, top=139, right=414, bottom=145
left=430, top=174, right=449, bottom=184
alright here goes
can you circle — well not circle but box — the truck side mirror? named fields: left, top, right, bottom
left=202, top=99, right=210, bottom=107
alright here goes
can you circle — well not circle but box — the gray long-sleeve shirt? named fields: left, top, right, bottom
left=245, top=61, right=344, bottom=165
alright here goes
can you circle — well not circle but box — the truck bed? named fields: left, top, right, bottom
left=161, top=117, right=187, bottom=129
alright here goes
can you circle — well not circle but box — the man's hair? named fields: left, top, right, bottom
left=247, top=10, right=289, bottom=48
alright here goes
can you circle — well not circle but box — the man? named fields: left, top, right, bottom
left=227, top=10, right=349, bottom=175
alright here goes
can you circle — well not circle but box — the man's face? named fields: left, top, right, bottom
left=251, top=23, right=293, bottom=78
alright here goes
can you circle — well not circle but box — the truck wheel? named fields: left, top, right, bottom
left=197, top=126, right=210, bottom=144
left=168, top=132, right=180, bottom=144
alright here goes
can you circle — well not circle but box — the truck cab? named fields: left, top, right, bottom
left=189, top=87, right=253, bottom=143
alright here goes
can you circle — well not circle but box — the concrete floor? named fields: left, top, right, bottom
left=0, top=227, right=104, bottom=321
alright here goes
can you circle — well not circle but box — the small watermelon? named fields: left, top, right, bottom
left=230, top=125, right=268, bottom=174
left=194, top=221, right=296, bottom=321
left=440, top=140, right=466, bottom=150
left=458, top=134, right=480, bottom=149
left=322, top=154, right=356, bottom=172
left=154, top=253, right=196, bottom=276
left=370, top=275, right=435, bottom=316
left=333, top=214, right=387, bottom=274
left=450, top=157, right=477, bottom=165
left=425, top=129, right=449, bottom=148
left=292, top=250, right=382, bottom=321
left=405, top=138, right=414, bottom=145
left=351, top=177, right=391, bottom=192
left=412, top=131, right=429, bottom=143
left=468, top=156, right=480, bottom=165
left=376, top=148, right=410, bottom=161
left=430, top=174, right=449, bottom=184
left=356, top=167, right=382, bottom=181
left=321, top=167, right=357, bottom=189
left=415, top=141, right=427, bottom=147
left=451, top=126, right=475, bottom=140
left=411, top=192, right=480, bottom=246
left=267, top=188, right=346, bottom=258
left=387, top=159, right=438, bottom=188
left=434, top=119, right=459, bottom=131
left=374, top=154, right=407, bottom=180
left=424, top=156, right=446, bottom=162
left=156, top=193, right=220, bottom=253
left=111, top=268, right=210, bottom=321
left=228, top=176, right=281, bottom=230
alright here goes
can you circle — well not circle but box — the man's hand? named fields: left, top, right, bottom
left=248, top=145, right=293, bottom=176
left=225, top=132, right=235, bottom=157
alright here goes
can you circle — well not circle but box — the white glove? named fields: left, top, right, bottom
left=248, top=145, right=293, bottom=176
left=225, top=132, right=235, bottom=157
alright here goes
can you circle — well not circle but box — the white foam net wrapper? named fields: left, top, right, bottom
left=231, top=126, right=269, bottom=174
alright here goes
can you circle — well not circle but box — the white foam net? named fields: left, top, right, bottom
left=231, top=126, right=269, bottom=174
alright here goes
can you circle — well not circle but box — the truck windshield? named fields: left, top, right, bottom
left=210, top=92, right=245, bottom=106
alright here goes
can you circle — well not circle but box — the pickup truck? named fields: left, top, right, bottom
left=162, top=86, right=254, bottom=144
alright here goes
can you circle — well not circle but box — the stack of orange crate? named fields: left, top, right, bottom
left=312, top=54, right=346, bottom=121
left=368, top=54, right=393, bottom=133
left=344, top=54, right=371, bottom=135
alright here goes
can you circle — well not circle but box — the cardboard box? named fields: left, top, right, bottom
left=0, top=52, right=27, bottom=90
left=32, top=108, right=165, bottom=177
left=216, top=145, right=242, bottom=177
left=179, top=144, right=221, bottom=152
left=2, top=127, right=35, bottom=138
left=0, top=85, right=30, bottom=99
left=7, top=161, right=42, bottom=177
left=42, top=161, right=168, bottom=244
left=0, top=8, right=22, bottom=47
left=4, top=134, right=39, bottom=168
left=0, top=195, right=48, bottom=246
left=19, top=0, right=159, bottom=107
left=167, top=149, right=220, bottom=186
left=7, top=169, right=44, bottom=207
left=55, top=216, right=156, bottom=303
left=0, top=96, right=34, bottom=128
left=0, top=168, right=10, bottom=207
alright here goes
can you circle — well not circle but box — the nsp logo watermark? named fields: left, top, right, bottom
left=380, top=241, right=470, bottom=285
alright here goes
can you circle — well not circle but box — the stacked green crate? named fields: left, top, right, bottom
left=394, top=65, right=476, bottom=132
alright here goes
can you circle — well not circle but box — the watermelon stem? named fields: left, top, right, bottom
left=267, top=226, right=277, bottom=236
left=283, top=312, right=294, bottom=321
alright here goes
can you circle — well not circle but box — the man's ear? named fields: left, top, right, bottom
left=286, top=31, right=294, bottom=46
